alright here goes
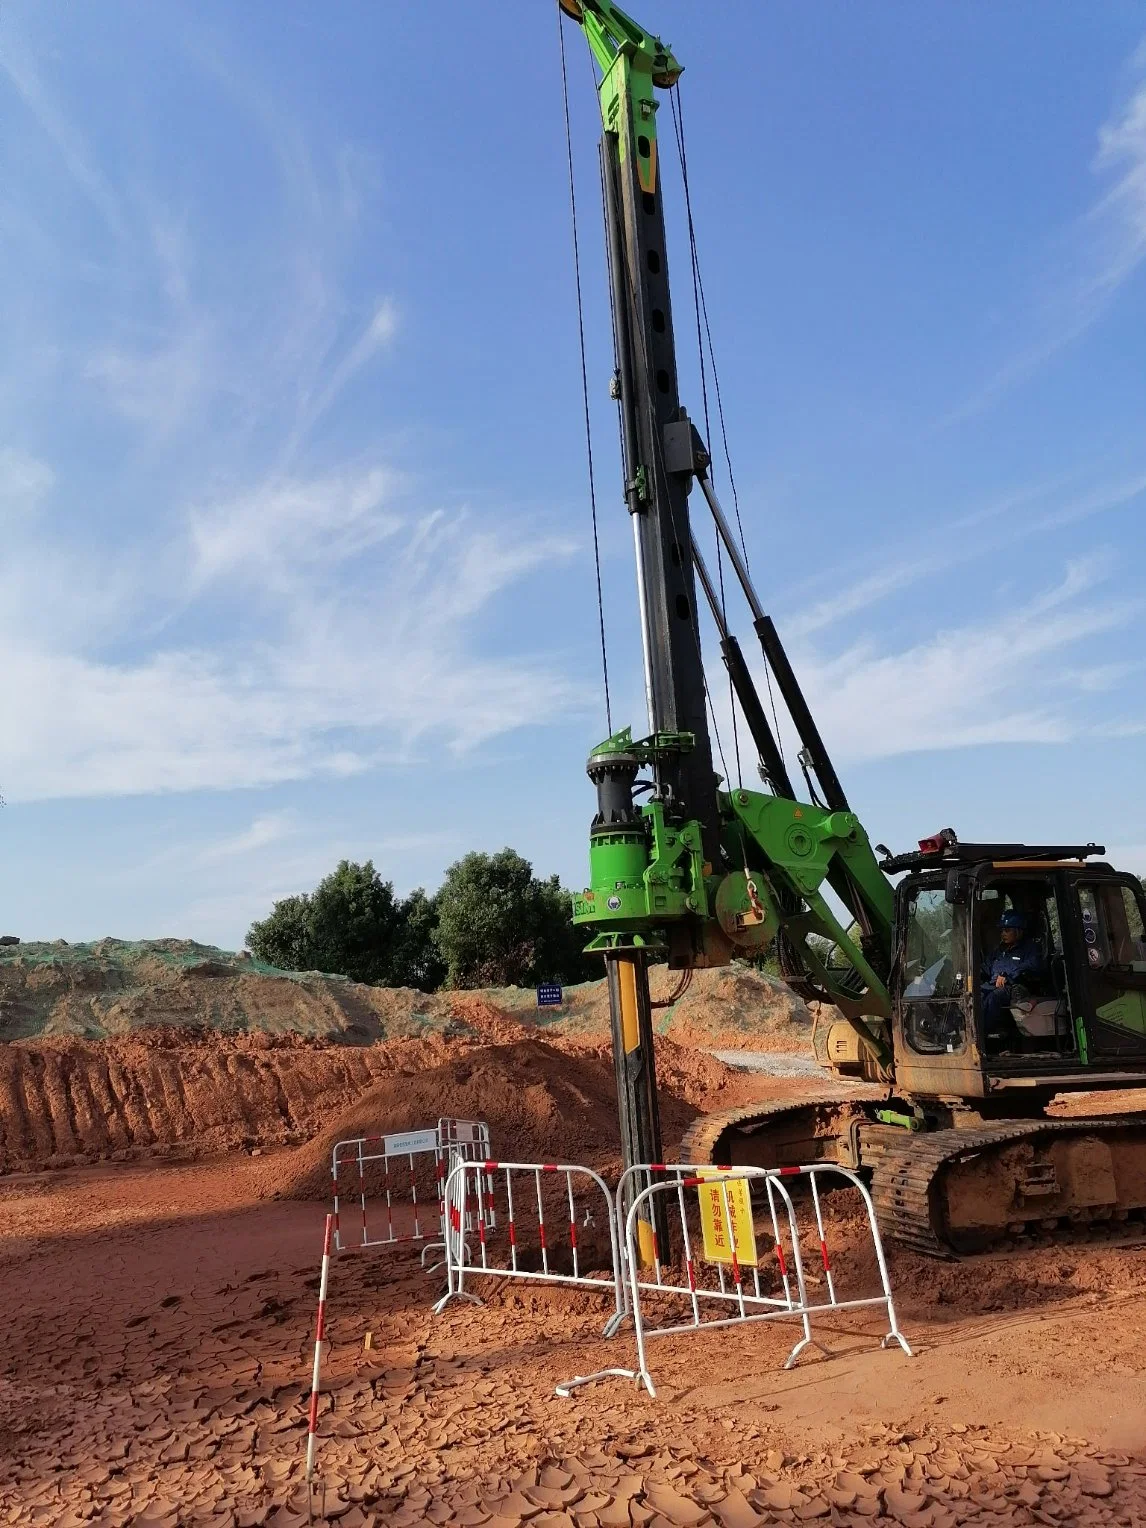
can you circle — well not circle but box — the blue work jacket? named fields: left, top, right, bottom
left=981, top=938, right=1046, bottom=992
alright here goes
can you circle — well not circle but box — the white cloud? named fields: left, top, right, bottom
left=1091, top=76, right=1146, bottom=292
left=85, top=322, right=213, bottom=436
left=0, top=464, right=587, bottom=803
left=0, top=25, right=126, bottom=240
left=0, top=448, right=54, bottom=518
left=296, top=296, right=401, bottom=439
left=948, top=51, right=1146, bottom=420
left=776, top=470, right=1146, bottom=641
left=187, top=466, right=403, bottom=590
left=194, top=811, right=299, bottom=864
left=780, top=560, right=1138, bottom=764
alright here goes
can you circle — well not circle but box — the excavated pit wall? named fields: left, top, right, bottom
left=0, top=939, right=801, bottom=1174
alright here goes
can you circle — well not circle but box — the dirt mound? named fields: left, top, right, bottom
left=0, top=937, right=475, bottom=1044
left=0, top=1026, right=717, bottom=1178
left=490, top=964, right=812, bottom=1051
left=0, top=939, right=810, bottom=1052
left=0, top=939, right=796, bottom=1177
left=254, top=1039, right=702, bottom=1201
left=562, top=1032, right=732, bottom=1111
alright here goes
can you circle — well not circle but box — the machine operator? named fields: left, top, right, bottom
left=980, top=910, right=1046, bottom=1048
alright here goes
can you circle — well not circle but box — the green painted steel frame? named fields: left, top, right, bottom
left=568, top=0, right=682, bottom=194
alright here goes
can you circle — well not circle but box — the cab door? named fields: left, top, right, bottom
left=1070, top=876, right=1146, bottom=1058
left=891, top=877, right=985, bottom=1097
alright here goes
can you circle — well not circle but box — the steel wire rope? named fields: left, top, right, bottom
left=668, top=87, right=788, bottom=774
left=559, top=9, right=613, bottom=735
left=667, top=87, right=742, bottom=790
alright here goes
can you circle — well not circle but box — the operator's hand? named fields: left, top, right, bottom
left=995, top=974, right=1008, bottom=989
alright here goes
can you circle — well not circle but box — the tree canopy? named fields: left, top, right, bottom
left=434, top=848, right=596, bottom=989
left=247, top=860, right=445, bottom=990
left=246, top=848, right=591, bottom=991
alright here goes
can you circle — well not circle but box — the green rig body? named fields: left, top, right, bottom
left=573, top=728, right=895, bottom=1034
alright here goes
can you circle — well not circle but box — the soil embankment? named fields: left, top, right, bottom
left=0, top=937, right=811, bottom=1048
left=0, top=941, right=795, bottom=1173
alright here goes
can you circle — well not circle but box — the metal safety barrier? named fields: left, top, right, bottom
left=433, top=1159, right=628, bottom=1344
left=560, top=1162, right=912, bottom=1398
left=305, top=1214, right=334, bottom=1483
left=331, top=1116, right=493, bottom=1262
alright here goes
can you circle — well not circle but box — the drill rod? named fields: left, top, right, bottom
left=605, top=949, right=670, bottom=1269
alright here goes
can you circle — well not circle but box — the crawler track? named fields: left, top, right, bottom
left=679, top=1092, right=860, bottom=1171
left=681, top=1098, right=1146, bottom=1257
left=861, top=1116, right=1146, bottom=1256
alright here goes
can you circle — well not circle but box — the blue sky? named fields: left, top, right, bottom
left=1, top=2, right=1144, bottom=950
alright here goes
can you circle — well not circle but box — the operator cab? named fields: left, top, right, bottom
left=885, top=834, right=1146, bottom=1095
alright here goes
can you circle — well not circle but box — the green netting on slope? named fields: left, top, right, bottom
left=0, top=938, right=340, bottom=984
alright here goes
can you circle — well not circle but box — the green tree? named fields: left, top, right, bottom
left=247, top=860, right=443, bottom=990
left=434, top=848, right=597, bottom=989
left=389, top=887, right=447, bottom=991
left=246, top=892, right=313, bottom=972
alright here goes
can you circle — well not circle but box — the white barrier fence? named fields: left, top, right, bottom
left=434, top=1159, right=628, bottom=1339
left=331, top=1116, right=493, bottom=1260
left=306, top=1143, right=913, bottom=1483
left=560, top=1162, right=912, bottom=1397
left=433, top=1156, right=910, bottom=1400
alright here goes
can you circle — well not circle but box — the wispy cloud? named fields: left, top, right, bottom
left=194, top=811, right=299, bottom=865
left=296, top=297, right=401, bottom=439
left=949, top=46, right=1146, bottom=420
left=747, top=559, right=1140, bottom=766
left=0, top=26, right=126, bottom=239
left=0, top=10, right=575, bottom=808
left=187, top=466, right=403, bottom=591
left=0, top=447, right=54, bottom=518
left=0, top=456, right=586, bottom=802
left=777, top=469, right=1146, bottom=640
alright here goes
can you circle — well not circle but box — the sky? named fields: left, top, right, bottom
left=1, top=2, right=1144, bottom=950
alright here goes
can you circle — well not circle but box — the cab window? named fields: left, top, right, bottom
left=977, top=877, right=1073, bottom=1056
left=902, top=886, right=967, bottom=1053
left=1077, top=882, right=1146, bottom=1046
left=1078, top=884, right=1146, bottom=971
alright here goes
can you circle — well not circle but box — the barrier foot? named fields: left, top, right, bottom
left=782, top=1334, right=832, bottom=1370
left=601, top=1309, right=629, bottom=1338
left=420, top=1241, right=445, bottom=1270
left=882, top=1329, right=914, bottom=1357
left=423, top=1237, right=470, bottom=1272
left=307, top=1475, right=324, bottom=1523
left=555, top=1366, right=650, bottom=1398
left=432, top=1289, right=483, bottom=1315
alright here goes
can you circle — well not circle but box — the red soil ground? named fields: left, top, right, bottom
left=2, top=963, right=1144, bottom=1524
left=2, top=1058, right=1145, bottom=1526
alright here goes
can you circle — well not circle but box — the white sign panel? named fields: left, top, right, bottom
left=382, top=1128, right=439, bottom=1157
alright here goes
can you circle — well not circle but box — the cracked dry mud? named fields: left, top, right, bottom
left=2, top=1111, right=1144, bottom=1528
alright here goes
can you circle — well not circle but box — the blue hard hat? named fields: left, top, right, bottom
left=1000, top=911, right=1026, bottom=930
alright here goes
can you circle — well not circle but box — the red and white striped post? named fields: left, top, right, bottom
left=305, top=1213, right=334, bottom=1483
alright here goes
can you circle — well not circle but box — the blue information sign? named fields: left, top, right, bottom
left=537, top=983, right=563, bottom=1008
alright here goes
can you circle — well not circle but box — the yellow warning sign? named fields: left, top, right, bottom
left=695, top=1170, right=758, bottom=1268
